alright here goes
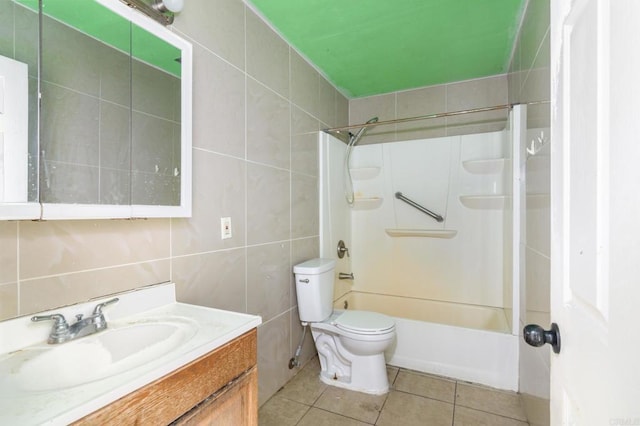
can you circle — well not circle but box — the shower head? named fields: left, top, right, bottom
left=349, top=116, right=379, bottom=146
left=344, top=116, right=379, bottom=206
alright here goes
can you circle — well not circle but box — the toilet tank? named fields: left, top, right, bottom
left=293, top=258, right=336, bottom=322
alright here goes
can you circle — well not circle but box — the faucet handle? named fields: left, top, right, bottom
left=31, top=314, right=70, bottom=339
left=92, top=297, right=119, bottom=315
left=337, top=240, right=350, bottom=258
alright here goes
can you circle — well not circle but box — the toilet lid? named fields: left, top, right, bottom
left=334, top=310, right=394, bottom=334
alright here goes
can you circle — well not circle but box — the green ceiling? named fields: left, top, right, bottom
left=248, top=0, right=526, bottom=98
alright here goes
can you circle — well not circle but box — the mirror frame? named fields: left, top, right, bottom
left=0, top=0, right=192, bottom=220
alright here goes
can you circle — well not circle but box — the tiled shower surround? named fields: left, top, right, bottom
left=0, top=0, right=548, bottom=408
left=349, top=74, right=509, bottom=145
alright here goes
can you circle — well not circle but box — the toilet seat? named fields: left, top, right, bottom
left=333, top=310, right=394, bottom=335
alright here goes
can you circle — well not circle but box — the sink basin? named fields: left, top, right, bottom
left=0, top=283, right=262, bottom=426
left=0, top=316, right=197, bottom=395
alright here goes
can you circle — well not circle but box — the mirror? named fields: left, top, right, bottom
left=0, top=0, right=40, bottom=218
left=0, top=0, right=191, bottom=220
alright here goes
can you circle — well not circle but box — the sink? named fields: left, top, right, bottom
left=0, top=283, right=262, bottom=426
left=0, top=316, right=197, bottom=395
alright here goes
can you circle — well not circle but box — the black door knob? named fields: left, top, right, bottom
left=523, top=323, right=561, bottom=354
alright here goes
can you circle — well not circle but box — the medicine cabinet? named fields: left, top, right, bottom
left=0, top=0, right=192, bottom=219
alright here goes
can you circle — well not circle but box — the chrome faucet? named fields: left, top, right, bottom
left=31, top=298, right=119, bottom=344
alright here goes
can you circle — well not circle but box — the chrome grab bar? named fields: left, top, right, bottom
left=395, top=192, right=444, bottom=222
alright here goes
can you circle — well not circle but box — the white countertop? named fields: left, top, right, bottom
left=0, top=283, right=262, bottom=426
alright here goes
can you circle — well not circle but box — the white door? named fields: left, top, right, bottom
left=550, top=0, right=640, bottom=424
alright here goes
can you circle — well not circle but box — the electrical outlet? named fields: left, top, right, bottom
left=221, top=217, right=232, bottom=240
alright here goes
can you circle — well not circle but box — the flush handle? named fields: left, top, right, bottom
left=523, top=323, right=561, bottom=354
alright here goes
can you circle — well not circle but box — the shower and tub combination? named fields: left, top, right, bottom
left=315, top=105, right=526, bottom=391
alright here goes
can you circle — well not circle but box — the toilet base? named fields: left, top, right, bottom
left=318, top=354, right=390, bottom=395
left=315, top=334, right=390, bottom=395
left=308, top=310, right=395, bottom=395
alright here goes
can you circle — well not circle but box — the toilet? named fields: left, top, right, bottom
left=293, top=258, right=395, bottom=395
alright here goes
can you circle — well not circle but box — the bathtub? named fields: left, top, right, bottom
left=334, top=291, right=519, bottom=391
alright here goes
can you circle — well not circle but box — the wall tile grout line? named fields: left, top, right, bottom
left=452, top=380, right=458, bottom=426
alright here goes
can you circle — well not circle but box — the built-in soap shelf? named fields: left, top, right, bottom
left=459, top=195, right=510, bottom=210
left=350, top=167, right=381, bottom=180
left=459, top=157, right=510, bottom=209
left=462, top=158, right=510, bottom=174
left=352, top=197, right=383, bottom=210
left=385, top=229, right=457, bottom=239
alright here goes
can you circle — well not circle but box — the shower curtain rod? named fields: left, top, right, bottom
left=323, top=100, right=549, bottom=135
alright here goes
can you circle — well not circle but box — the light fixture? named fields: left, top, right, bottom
left=122, top=0, right=184, bottom=25
left=153, top=0, right=184, bottom=13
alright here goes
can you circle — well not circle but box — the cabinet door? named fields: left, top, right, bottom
left=175, top=367, right=257, bottom=426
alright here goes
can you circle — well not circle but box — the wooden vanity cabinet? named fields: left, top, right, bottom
left=74, top=329, right=257, bottom=426
left=174, top=366, right=257, bottom=425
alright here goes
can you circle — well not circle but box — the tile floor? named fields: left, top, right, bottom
left=259, top=357, right=529, bottom=426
